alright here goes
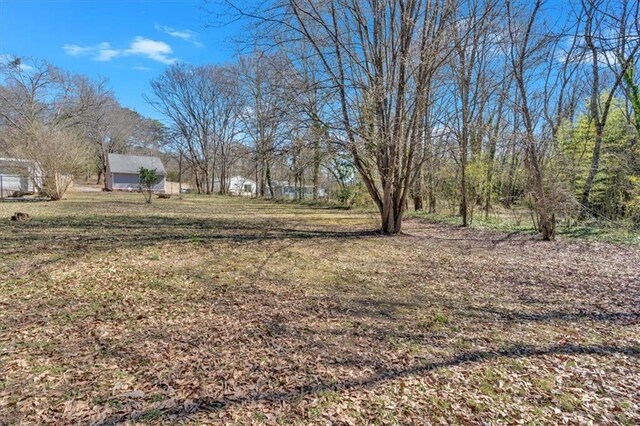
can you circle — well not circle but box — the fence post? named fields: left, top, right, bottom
left=1, top=175, right=3, bottom=200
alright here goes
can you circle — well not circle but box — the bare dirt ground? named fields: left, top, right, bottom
left=1, top=192, right=638, bottom=425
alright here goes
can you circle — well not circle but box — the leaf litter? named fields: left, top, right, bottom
left=0, top=193, right=638, bottom=424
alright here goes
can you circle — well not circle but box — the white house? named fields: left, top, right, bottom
left=214, top=176, right=257, bottom=197
left=0, top=157, right=42, bottom=197
left=106, top=154, right=166, bottom=192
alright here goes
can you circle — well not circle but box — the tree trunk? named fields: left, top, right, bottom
left=194, top=171, right=201, bottom=194
left=312, top=133, right=321, bottom=200
left=426, top=162, right=436, bottom=213
left=503, top=142, right=518, bottom=208
left=484, top=136, right=498, bottom=219
left=380, top=200, right=404, bottom=234
left=460, top=158, right=468, bottom=226
left=413, top=194, right=423, bottom=211
left=266, top=162, right=274, bottom=199
left=412, top=162, right=425, bottom=211
left=219, top=161, right=227, bottom=195
left=178, top=152, right=183, bottom=194
left=580, top=124, right=604, bottom=208
left=525, top=142, right=556, bottom=241
left=204, top=169, right=211, bottom=194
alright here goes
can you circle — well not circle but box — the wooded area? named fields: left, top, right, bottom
left=1, top=0, right=639, bottom=238
left=202, top=0, right=640, bottom=238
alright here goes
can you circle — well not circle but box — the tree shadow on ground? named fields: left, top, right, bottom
left=459, top=305, right=640, bottom=324
left=75, top=280, right=640, bottom=425
left=0, top=214, right=379, bottom=258
left=308, top=290, right=639, bottom=326
left=96, top=343, right=639, bottom=425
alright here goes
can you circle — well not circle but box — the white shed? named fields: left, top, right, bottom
left=214, top=176, right=257, bottom=197
left=106, top=154, right=166, bottom=192
left=0, top=157, right=42, bottom=196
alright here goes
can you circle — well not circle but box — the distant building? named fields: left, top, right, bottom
left=268, top=181, right=327, bottom=199
left=214, top=176, right=257, bottom=197
left=0, top=157, right=42, bottom=197
left=106, top=154, right=166, bottom=192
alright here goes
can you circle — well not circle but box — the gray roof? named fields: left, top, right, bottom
left=108, top=154, right=166, bottom=175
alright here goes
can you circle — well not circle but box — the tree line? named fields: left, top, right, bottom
left=0, top=59, right=166, bottom=200
left=195, top=0, right=639, bottom=238
left=2, top=0, right=639, bottom=240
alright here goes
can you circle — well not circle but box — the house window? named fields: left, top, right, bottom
left=243, top=184, right=252, bottom=193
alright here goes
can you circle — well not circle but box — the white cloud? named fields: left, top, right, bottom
left=558, top=46, right=619, bottom=67
left=62, top=44, right=94, bottom=56
left=125, top=37, right=176, bottom=64
left=154, top=24, right=204, bottom=47
left=94, top=42, right=120, bottom=61
left=62, top=37, right=177, bottom=64
left=133, top=65, right=153, bottom=71
left=63, top=42, right=120, bottom=61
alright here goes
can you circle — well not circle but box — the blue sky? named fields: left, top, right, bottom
left=0, top=0, right=241, bottom=120
left=0, top=1, right=574, bottom=121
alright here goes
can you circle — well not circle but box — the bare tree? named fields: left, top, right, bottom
left=0, top=58, right=98, bottom=199
left=83, top=97, right=145, bottom=189
left=578, top=0, right=640, bottom=208
left=448, top=0, right=503, bottom=226
left=505, top=0, right=556, bottom=239
left=233, top=0, right=462, bottom=233
left=211, top=66, right=244, bottom=194
left=237, top=52, right=290, bottom=198
left=147, top=64, right=235, bottom=194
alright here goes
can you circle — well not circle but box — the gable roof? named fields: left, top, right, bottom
left=108, top=154, right=166, bottom=175
left=0, top=157, right=33, bottom=172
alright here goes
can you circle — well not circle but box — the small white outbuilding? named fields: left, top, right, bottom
left=0, top=157, right=42, bottom=196
left=214, top=176, right=257, bottom=197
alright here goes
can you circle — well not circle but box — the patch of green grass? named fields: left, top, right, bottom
left=556, top=393, right=580, bottom=412
left=31, top=365, right=65, bottom=376
left=529, top=406, right=546, bottom=422
left=558, top=225, right=640, bottom=244
left=618, top=400, right=632, bottom=410
left=468, top=398, right=487, bottom=413
left=146, top=279, right=166, bottom=290
left=507, top=360, right=526, bottom=373
left=150, top=393, right=164, bottom=403
left=433, top=312, right=449, bottom=324
left=92, top=396, right=108, bottom=406
left=307, top=389, right=341, bottom=419
left=428, top=395, right=453, bottom=414
left=253, top=411, right=267, bottom=422
left=108, top=399, right=123, bottom=410
left=17, top=339, right=52, bottom=352
left=409, top=210, right=640, bottom=245
left=64, top=388, right=82, bottom=400
left=534, top=377, right=555, bottom=393
left=137, top=408, right=162, bottom=421
left=479, top=381, right=497, bottom=397
left=149, top=252, right=160, bottom=261
left=614, top=413, right=636, bottom=426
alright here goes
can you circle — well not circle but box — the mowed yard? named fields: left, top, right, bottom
left=0, top=193, right=639, bottom=425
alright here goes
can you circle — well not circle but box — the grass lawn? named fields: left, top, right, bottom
left=1, top=192, right=639, bottom=425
